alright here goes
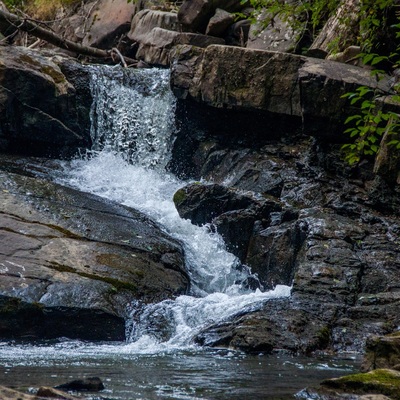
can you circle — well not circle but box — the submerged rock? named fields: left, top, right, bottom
left=0, top=156, right=188, bottom=341
left=55, top=377, right=104, bottom=392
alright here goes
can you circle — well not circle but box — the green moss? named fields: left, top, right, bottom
left=173, top=188, right=186, bottom=206
left=323, top=369, right=400, bottom=399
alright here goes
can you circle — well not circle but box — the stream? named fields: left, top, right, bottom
left=0, top=65, right=360, bottom=399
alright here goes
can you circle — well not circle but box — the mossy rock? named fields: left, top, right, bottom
left=322, top=369, right=400, bottom=399
left=173, top=188, right=187, bottom=206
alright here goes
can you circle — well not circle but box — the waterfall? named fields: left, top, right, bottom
left=58, top=65, right=291, bottom=352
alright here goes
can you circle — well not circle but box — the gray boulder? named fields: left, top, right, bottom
left=170, top=44, right=392, bottom=138
left=247, top=11, right=304, bottom=52
left=178, top=0, right=244, bottom=33
left=81, top=0, right=137, bottom=48
left=0, top=157, right=188, bottom=341
left=136, top=28, right=224, bottom=66
left=128, top=9, right=179, bottom=43
left=205, top=8, right=235, bottom=37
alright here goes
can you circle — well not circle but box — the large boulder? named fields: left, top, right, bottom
left=0, top=45, right=91, bottom=157
left=0, top=156, right=188, bottom=341
left=173, top=183, right=281, bottom=263
left=170, top=44, right=393, bottom=138
left=135, top=28, right=224, bottom=66
left=205, top=8, right=235, bottom=37
left=128, top=9, right=179, bottom=43
left=246, top=11, right=304, bottom=53
left=178, top=0, right=243, bottom=33
left=81, top=0, right=137, bottom=48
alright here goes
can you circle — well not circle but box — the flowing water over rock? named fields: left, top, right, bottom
left=63, top=65, right=292, bottom=349
left=0, top=65, right=360, bottom=398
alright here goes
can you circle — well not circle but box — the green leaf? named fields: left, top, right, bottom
left=361, top=100, right=372, bottom=109
left=350, top=130, right=359, bottom=137
left=344, top=115, right=361, bottom=124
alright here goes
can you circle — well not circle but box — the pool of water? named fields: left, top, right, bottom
left=0, top=341, right=359, bottom=399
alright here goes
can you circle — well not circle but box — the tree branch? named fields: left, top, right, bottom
left=0, top=8, right=139, bottom=66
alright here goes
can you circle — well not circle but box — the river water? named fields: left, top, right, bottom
left=0, top=66, right=360, bottom=399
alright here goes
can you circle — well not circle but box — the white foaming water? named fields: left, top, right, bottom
left=55, top=65, right=291, bottom=353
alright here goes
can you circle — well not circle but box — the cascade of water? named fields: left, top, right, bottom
left=59, top=65, right=291, bottom=351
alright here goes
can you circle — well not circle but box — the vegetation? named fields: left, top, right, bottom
left=237, top=0, right=338, bottom=51
left=241, top=0, right=400, bottom=167
left=341, top=20, right=400, bottom=166
left=4, top=0, right=80, bottom=20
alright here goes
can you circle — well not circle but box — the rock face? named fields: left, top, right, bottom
left=0, top=45, right=91, bottom=158
left=0, top=156, right=188, bottom=341
left=170, top=44, right=393, bottom=138
left=170, top=96, right=400, bottom=354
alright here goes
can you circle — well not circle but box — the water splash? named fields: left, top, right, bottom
left=57, top=65, right=291, bottom=350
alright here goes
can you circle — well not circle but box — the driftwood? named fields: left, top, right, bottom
left=0, top=8, right=138, bottom=66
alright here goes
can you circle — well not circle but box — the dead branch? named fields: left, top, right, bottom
left=0, top=8, right=138, bottom=66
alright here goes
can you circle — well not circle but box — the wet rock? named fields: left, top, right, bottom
left=173, top=183, right=278, bottom=225
left=195, top=297, right=333, bottom=354
left=0, top=385, right=79, bottom=400
left=36, top=387, right=80, bottom=399
left=296, top=387, right=393, bottom=400
left=55, top=377, right=104, bottom=392
left=173, top=182, right=281, bottom=263
left=246, top=218, right=306, bottom=289
left=0, top=157, right=188, bottom=341
left=0, top=46, right=91, bottom=158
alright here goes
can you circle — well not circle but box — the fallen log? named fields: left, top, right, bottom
left=0, top=8, right=138, bottom=66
